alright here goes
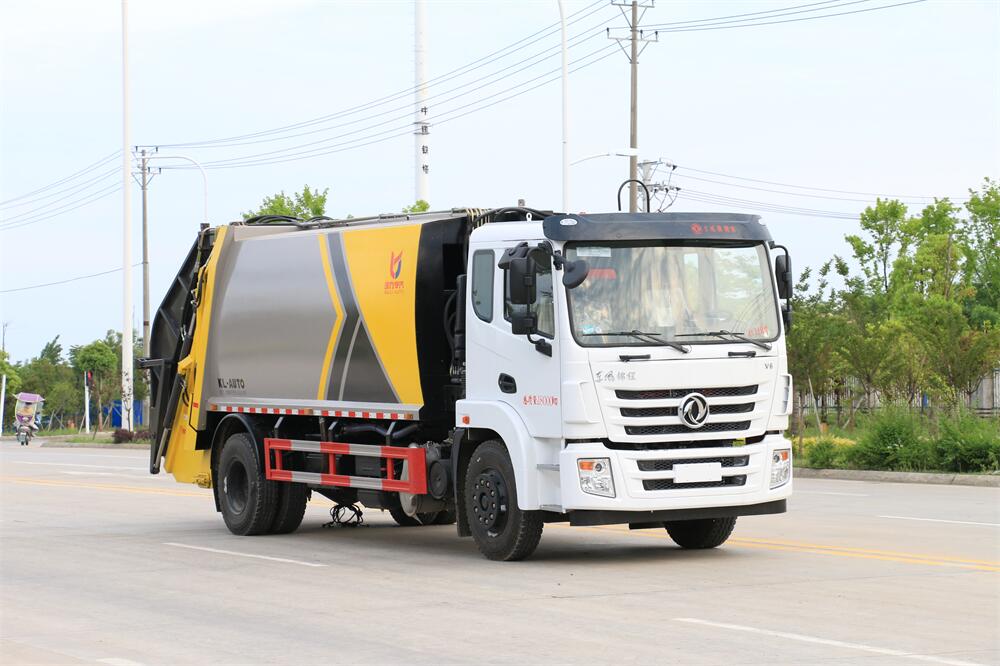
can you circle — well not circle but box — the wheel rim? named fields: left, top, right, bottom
left=471, top=468, right=508, bottom=538
left=224, top=460, right=249, bottom=514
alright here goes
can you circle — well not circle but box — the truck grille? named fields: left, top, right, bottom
left=637, top=455, right=749, bottom=472
left=625, top=421, right=751, bottom=436
left=643, top=475, right=747, bottom=491
left=616, top=385, right=757, bottom=400
left=620, top=402, right=755, bottom=418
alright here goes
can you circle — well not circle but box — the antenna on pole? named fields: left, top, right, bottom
left=414, top=0, right=430, bottom=205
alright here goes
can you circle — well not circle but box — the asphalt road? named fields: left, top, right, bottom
left=1, top=441, right=998, bottom=666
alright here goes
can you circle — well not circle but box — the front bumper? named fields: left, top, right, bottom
left=558, top=433, right=792, bottom=512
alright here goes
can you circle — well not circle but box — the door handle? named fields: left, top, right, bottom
left=498, top=373, right=517, bottom=394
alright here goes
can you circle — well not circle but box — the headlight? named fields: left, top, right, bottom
left=770, top=449, right=791, bottom=489
left=578, top=458, right=615, bottom=498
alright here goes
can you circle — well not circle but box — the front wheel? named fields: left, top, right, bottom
left=664, top=516, right=737, bottom=549
left=464, top=440, right=543, bottom=561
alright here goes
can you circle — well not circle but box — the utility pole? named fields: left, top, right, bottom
left=140, top=148, right=149, bottom=428
left=608, top=1, right=657, bottom=212
left=414, top=0, right=430, bottom=205
left=140, top=148, right=151, bottom=361
left=1, top=321, right=9, bottom=353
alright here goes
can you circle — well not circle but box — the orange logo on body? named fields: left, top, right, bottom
left=385, top=250, right=405, bottom=294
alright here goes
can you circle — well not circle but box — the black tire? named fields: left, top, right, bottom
left=428, top=508, right=457, bottom=526
left=464, top=440, right=543, bottom=561
left=218, top=432, right=279, bottom=536
left=664, top=516, right=737, bottom=549
left=388, top=500, right=422, bottom=527
left=270, top=483, right=309, bottom=534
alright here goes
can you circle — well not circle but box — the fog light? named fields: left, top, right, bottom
left=770, top=448, right=791, bottom=489
left=578, top=458, right=615, bottom=497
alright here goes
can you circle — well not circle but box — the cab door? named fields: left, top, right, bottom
left=465, top=244, right=562, bottom=438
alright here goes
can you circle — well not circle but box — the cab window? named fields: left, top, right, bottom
left=470, top=250, right=494, bottom=322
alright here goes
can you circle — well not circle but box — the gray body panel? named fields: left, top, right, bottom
left=204, top=226, right=334, bottom=410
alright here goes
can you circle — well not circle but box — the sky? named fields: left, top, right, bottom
left=1, top=0, right=998, bottom=364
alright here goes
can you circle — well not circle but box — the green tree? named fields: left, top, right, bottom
left=70, top=340, right=117, bottom=431
left=963, top=178, right=1000, bottom=326
left=845, top=198, right=909, bottom=297
left=402, top=200, right=430, bottom=214
left=909, top=297, right=1000, bottom=408
left=0, top=350, right=23, bottom=433
left=44, top=380, right=79, bottom=430
left=38, top=336, right=63, bottom=364
left=243, top=185, right=329, bottom=220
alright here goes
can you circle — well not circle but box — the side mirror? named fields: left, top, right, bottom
left=508, top=256, right=537, bottom=305
left=775, top=254, right=793, bottom=300
left=562, top=259, right=590, bottom=289
left=511, top=312, right=537, bottom=335
left=782, top=302, right=793, bottom=333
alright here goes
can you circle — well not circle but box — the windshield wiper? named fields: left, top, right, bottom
left=676, top=329, right=772, bottom=351
left=582, top=330, right=690, bottom=353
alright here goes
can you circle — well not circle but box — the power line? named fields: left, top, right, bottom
left=152, top=0, right=611, bottom=149
left=672, top=171, right=966, bottom=205
left=645, top=0, right=846, bottom=28
left=161, top=42, right=619, bottom=170
left=162, top=20, right=612, bottom=152
left=0, top=262, right=141, bottom=294
left=170, top=26, right=611, bottom=167
left=0, top=185, right=121, bottom=232
left=648, top=0, right=875, bottom=29
left=0, top=170, right=119, bottom=223
left=679, top=188, right=859, bottom=219
left=649, top=0, right=928, bottom=33
left=676, top=165, right=959, bottom=200
left=0, top=151, right=120, bottom=208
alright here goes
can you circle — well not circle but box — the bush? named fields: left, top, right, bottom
left=133, top=429, right=152, bottom=442
left=846, top=409, right=937, bottom=471
left=112, top=428, right=134, bottom=443
left=804, top=436, right=849, bottom=468
left=934, top=413, right=1000, bottom=473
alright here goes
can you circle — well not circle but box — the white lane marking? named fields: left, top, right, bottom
left=98, top=658, right=146, bottom=666
left=795, top=490, right=869, bottom=497
left=8, top=461, right=146, bottom=471
left=60, top=471, right=166, bottom=480
left=673, top=618, right=984, bottom=666
left=163, top=542, right=327, bottom=568
left=879, top=515, right=1000, bottom=528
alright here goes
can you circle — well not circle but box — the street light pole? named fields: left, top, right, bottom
left=120, top=0, right=134, bottom=432
left=146, top=155, right=209, bottom=226
left=558, top=0, right=569, bottom=212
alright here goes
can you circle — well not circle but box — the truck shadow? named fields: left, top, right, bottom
left=282, top=517, right=740, bottom=565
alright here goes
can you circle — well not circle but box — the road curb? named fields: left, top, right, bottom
left=795, top=467, right=1000, bottom=487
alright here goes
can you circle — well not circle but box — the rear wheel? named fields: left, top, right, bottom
left=270, top=482, right=309, bottom=534
left=664, top=516, right=737, bottom=549
left=218, top=432, right=279, bottom=535
left=464, top=440, right=543, bottom=561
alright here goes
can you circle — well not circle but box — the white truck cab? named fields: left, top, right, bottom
left=455, top=212, right=793, bottom=555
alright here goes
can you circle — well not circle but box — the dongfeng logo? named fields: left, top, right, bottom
left=389, top=251, right=403, bottom=279
left=680, top=393, right=709, bottom=429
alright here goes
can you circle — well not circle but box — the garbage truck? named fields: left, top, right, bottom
left=142, top=205, right=794, bottom=560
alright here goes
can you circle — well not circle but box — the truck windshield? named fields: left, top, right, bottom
left=565, top=242, right=779, bottom=346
